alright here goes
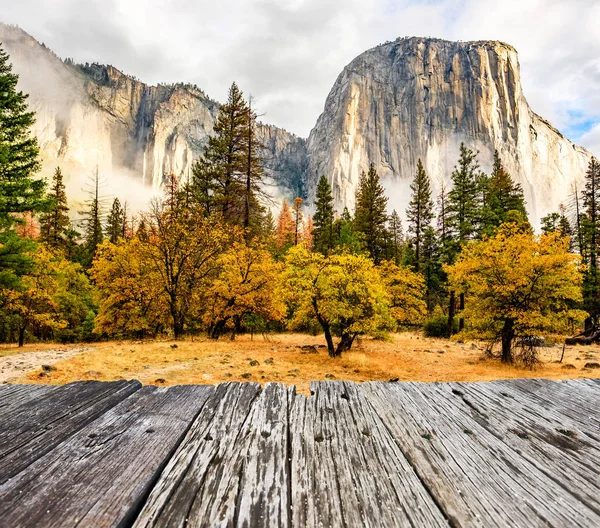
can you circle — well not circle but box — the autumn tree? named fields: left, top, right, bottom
left=2, top=246, right=64, bottom=346
left=406, top=159, right=434, bottom=272
left=140, top=201, right=232, bottom=338
left=275, top=199, right=295, bottom=251
left=203, top=243, right=284, bottom=338
left=446, top=224, right=585, bottom=364
left=39, top=167, right=70, bottom=250
left=378, top=260, right=427, bottom=328
left=281, top=245, right=392, bottom=357
left=354, top=163, right=389, bottom=263
left=312, top=175, right=334, bottom=254
left=91, top=238, right=168, bottom=337
left=0, top=43, right=45, bottom=230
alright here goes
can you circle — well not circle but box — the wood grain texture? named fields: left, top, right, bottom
left=0, top=380, right=141, bottom=484
left=290, top=381, right=448, bottom=528
left=446, top=380, right=600, bottom=515
left=133, top=382, right=277, bottom=527
left=0, top=385, right=212, bottom=528
left=0, top=384, right=56, bottom=414
left=361, top=381, right=600, bottom=527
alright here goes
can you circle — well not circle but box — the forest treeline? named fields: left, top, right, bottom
left=0, top=44, right=592, bottom=363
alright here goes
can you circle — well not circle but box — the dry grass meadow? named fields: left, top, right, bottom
left=2, top=332, right=599, bottom=394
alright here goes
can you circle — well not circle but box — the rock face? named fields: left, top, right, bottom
left=0, top=23, right=306, bottom=207
left=1, top=24, right=593, bottom=223
left=306, top=37, right=592, bottom=221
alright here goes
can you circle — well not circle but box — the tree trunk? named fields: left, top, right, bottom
left=447, top=291, right=456, bottom=337
left=335, top=333, right=357, bottom=356
left=459, top=293, right=465, bottom=331
left=323, top=324, right=337, bottom=357
left=18, top=325, right=26, bottom=347
left=501, top=317, right=515, bottom=363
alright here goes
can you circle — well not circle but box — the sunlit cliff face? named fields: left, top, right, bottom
left=306, top=37, right=592, bottom=224
left=1, top=23, right=593, bottom=224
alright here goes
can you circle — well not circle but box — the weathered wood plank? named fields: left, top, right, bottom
left=0, top=385, right=212, bottom=528
left=0, top=384, right=56, bottom=414
left=493, top=379, right=600, bottom=434
left=440, top=381, right=600, bottom=516
left=134, top=382, right=290, bottom=527
left=0, top=380, right=140, bottom=484
left=361, top=381, right=600, bottom=527
left=290, top=381, right=448, bottom=528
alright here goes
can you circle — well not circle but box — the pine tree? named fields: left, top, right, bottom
left=39, top=167, right=70, bottom=249
left=190, top=83, right=266, bottom=232
left=353, top=163, right=389, bottom=263
left=79, top=168, right=106, bottom=267
left=0, top=43, right=45, bottom=229
left=387, top=209, right=404, bottom=265
left=582, top=157, right=600, bottom=324
left=312, top=175, right=334, bottom=254
left=481, top=151, right=528, bottom=234
left=406, top=159, right=434, bottom=272
left=106, top=198, right=125, bottom=244
left=447, top=144, right=484, bottom=333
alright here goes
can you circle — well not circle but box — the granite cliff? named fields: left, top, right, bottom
left=306, top=37, right=592, bottom=220
left=0, top=23, right=307, bottom=207
left=0, top=23, right=593, bottom=221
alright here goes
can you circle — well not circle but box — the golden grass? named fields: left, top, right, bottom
left=13, top=333, right=600, bottom=394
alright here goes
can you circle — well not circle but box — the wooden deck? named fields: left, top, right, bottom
left=0, top=379, right=599, bottom=527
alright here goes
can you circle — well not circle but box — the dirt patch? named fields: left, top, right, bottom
left=0, top=346, right=91, bottom=384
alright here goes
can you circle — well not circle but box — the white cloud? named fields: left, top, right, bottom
left=3, top=0, right=600, bottom=139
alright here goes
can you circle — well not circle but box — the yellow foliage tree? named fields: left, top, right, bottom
left=276, top=199, right=295, bottom=250
left=203, top=242, right=285, bottom=338
left=378, top=260, right=427, bottom=328
left=445, top=224, right=586, bottom=364
left=4, top=245, right=65, bottom=346
left=281, top=245, right=392, bottom=357
left=91, top=238, right=168, bottom=337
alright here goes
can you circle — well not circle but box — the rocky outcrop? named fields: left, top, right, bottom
left=1, top=23, right=592, bottom=222
left=0, top=23, right=305, bottom=207
left=306, top=37, right=592, bottom=221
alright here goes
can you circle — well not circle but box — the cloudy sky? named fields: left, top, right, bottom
left=4, top=0, right=600, bottom=152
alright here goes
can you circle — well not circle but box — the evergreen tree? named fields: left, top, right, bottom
left=582, top=158, right=600, bottom=324
left=39, top=167, right=70, bottom=249
left=190, top=83, right=266, bottom=233
left=312, top=175, right=334, bottom=254
left=447, top=144, right=484, bottom=333
left=79, top=168, right=106, bottom=268
left=333, top=208, right=363, bottom=254
left=406, top=159, right=434, bottom=272
left=421, top=225, right=443, bottom=311
left=0, top=44, right=45, bottom=229
left=387, top=209, right=404, bottom=265
left=106, top=198, right=125, bottom=244
left=353, top=163, right=389, bottom=263
left=481, top=151, right=528, bottom=234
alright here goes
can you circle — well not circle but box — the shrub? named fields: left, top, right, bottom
left=423, top=308, right=458, bottom=338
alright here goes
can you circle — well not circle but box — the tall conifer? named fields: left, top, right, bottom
left=312, top=175, right=334, bottom=254
left=354, top=163, right=389, bottom=263
left=39, top=167, right=70, bottom=249
left=406, top=159, right=434, bottom=272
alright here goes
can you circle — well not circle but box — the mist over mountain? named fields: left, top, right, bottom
left=0, top=22, right=593, bottom=222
